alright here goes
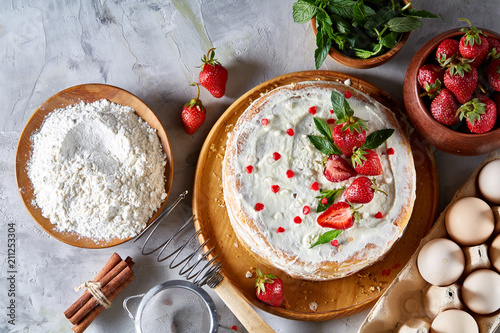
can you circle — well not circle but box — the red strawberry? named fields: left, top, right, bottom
left=181, top=83, right=206, bottom=135
left=343, top=177, right=375, bottom=204
left=317, top=201, right=355, bottom=230
left=458, top=19, right=489, bottom=67
left=430, top=88, right=460, bottom=126
left=492, top=93, right=500, bottom=116
left=255, top=269, right=283, bottom=307
left=444, top=65, right=478, bottom=104
left=417, top=64, right=444, bottom=98
left=487, top=59, right=500, bottom=92
left=352, top=149, right=382, bottom=176
left=436, top=38, right=460, bottom=65
left=199, top=48, right=228, bottom=98
left=324, top=155, right=356, bottom=182
left=487, top=37, right=500, bottom=56
left=458, top=94, right=497, bottom=133
left=332, top=124, right=367, bottom=157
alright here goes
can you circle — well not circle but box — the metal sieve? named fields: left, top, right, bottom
left=123, top=280, right=239, bottom=333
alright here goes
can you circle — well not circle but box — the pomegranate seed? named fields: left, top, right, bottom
left=294, top=216, right=302, bottom=224
left=387, top=147, right=395, bottom=155
left=321, top=197, right=328, bottom=204
left=308, top=106, right=317, bottom=115
left=287, top=128, right=294, bottom=136
left=311, top=182, right=319, bottom=191
left=232, top=326, right=238, bottom=331
left=286, top=170, right=294, bottom=178
left=345, top=91, right=352, bottom=98
left=330, top=109, right=334, bottom=114
left=277, top=227, right=285, bottom=233
left=261, top=118, right=268, bottom=125
left=331, top=240, right=339, bottom=247
left=303, top=206, right=310, bottom=215
left=327, top=119, right=335, bottom=124
left=375, top=212, right=383, bottom=219
left=271, top=185, right=280, bottom=193
left=246, top=165, right=253, bottom=173
left=273, top=152, right=281, bottom=160
left=255, top=203, right=264, bottom=211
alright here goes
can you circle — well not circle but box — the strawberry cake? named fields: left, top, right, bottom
left=222, top=80, right=416, bottom=280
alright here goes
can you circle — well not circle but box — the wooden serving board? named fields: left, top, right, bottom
left=15, top=84, right=174, bottom=248
left=192, top=71, right=439, bottom=321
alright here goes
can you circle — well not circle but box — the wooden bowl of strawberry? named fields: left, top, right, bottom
left=403, top=19, right=500, bottom=156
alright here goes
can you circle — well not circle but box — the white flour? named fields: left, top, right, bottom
left=27, top=99, right=167, bottom=241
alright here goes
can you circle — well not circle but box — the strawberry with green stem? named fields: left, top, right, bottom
left=458, top=18, right=489, bottom=68
left=181, top=83, right=206, bottom=135
left=330, top=91, right=367, bottom=157
left=436, top=38, right=460, bottom=66
left=199, top=48, right=228, bottom=98
left=443, top=61, right=478, bottom=104
left=458, top=94, right=497, bottom=133
left=255, top=269, right=283, bottom=307
left=418, top=64, right=444, bottom=98
left=351, top=129, right=394, bottom=176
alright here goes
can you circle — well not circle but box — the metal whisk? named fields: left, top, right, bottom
left=133, top=190, right=223, bottom=288
left=133, top=190, right=275, bottom=333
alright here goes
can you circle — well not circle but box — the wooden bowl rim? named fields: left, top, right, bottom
left=403, top=27, right=500, bottom=155
left=15, top=83, right=174, bottom=248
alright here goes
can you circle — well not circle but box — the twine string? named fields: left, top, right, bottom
left=75, top=281, right=111, bottom=309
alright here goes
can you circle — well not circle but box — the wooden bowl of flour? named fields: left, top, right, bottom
left=15, top=84, right=174, bottom=248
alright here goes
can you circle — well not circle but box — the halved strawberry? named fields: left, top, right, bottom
left=352, top=149, right=383, bottom=176
left=324, top=155, right=356, bottom=182
left=317, top=201, right=355, bottom=230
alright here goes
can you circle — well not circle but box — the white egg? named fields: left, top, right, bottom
left=462, top=269, right=500, bottom=315
left=417, top=238, right=465, bottom=286
left=490, top=234, right=500, bottom=273
left=430, top=309, right=478, bottom=333
left=445, top=197, right=494, bottom=246
left=478, top=159, right=500, bottom=204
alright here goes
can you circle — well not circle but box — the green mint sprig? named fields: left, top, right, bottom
left=307, top=117, right=342, bottom=156
left=310, top=229, right=342, bottom=248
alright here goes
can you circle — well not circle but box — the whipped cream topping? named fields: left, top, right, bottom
left=223, top=81, right=415, bottom=279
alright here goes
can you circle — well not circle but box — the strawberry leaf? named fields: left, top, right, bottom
left=362, top=129, right=394, bottom=149
left=316, top=188, right=343, bottom=213
left=313, top=117, right=333, bottom=141
left=310, top=229, right=342, bottom=248
left=308, top=135, right=342, bottom=156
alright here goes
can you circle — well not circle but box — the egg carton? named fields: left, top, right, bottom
left=358, top=150, right=500, bottom=333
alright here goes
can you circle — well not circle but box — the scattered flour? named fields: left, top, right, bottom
left=27, top=99, right=167, bottom=241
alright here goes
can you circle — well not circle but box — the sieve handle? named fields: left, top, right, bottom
left=122, top=293, right=145, bottom=321
left=214, top=278, right=275, bottom=333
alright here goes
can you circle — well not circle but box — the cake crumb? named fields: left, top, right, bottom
left=309, top=301, right=318, bottom=312
left=245, top=271, right=253, bottom=278
left=234, top=242, right=239, bottom=248
left=344, top=79, right=352, bottom=86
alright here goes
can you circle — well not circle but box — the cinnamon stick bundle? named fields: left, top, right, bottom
left=64, top=253, right=135, bottom=332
